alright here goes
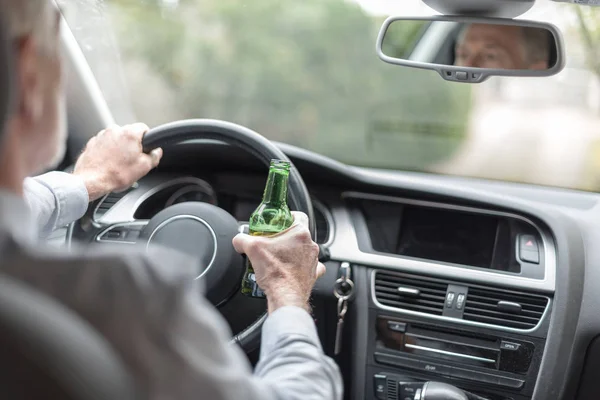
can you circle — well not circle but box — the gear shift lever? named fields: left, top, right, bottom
left=420, top=382, right=490, bottom=400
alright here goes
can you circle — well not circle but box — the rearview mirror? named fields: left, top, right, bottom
left=377, top=16, right=565, bottom=83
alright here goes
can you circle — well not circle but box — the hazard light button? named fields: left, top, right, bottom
left=519, top=234, right=540, bottom=264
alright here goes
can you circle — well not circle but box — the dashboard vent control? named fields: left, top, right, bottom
left=94, top=187, right=134, bottom=220
left=374, top=271, right=447, bottom=315
left=463, top=287, right=548, bottom=330
left=386, top=377, right=398, bottom=400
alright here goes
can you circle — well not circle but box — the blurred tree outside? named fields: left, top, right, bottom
left=573, top=6, right=600, bottom=83
left=65, top=0, right=473, bottom=171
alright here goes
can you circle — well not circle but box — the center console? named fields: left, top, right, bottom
left=341, top=193, right=554, bottom=400
left=365, top=271, right=549, bottom=400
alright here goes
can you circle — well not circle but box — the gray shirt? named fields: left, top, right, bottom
left=4, top=179, right=343, bottom=399
left=23, top=171, right=89, bottom=237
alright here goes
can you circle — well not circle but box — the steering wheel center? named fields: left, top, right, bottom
left=146, top=215, right=218, bottom=279
left=139, top=202, right=244, bottom=306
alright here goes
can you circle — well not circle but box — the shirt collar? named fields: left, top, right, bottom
left=0, top=189, right=36, bottom=243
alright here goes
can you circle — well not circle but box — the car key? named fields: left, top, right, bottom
left=333, top=262, right=354, bottom=355
left=334, top=295, right=348, bottom=355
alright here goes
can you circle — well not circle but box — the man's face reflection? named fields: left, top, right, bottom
left=454, top=24, right=549, bottom=70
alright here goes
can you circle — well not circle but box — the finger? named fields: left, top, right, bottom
left=232, top=233, right=252, bottom=254
left=102, top=124, right=121, bottom=137
left=148, top=148, right=163, bottom=168
left=291, top=211, right=309, bottom=229
left=316, top=262, right=326, bottom=279
left=123, top=122, right=150, bottom=140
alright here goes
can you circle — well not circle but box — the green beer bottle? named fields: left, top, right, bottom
left=241, top=159, right=294, bottom=298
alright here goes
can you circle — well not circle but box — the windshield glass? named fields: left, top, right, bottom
left=59, top=0, right=600, bottom=192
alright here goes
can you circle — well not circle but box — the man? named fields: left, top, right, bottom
left=0, top=1, right=343, bottom=399
left=24, top=123, right=163, bottom=237
left=454, top=23, right=551, bottom=70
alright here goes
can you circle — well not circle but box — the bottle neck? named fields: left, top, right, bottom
left=262, top=168, right=289, bottom=207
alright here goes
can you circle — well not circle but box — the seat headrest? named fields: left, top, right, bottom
left=0, top=272, right=138, bottom=399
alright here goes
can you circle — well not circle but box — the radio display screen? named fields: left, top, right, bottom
left=396, top=206, right=499, bottom=269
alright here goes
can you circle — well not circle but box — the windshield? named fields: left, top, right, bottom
left=59, top=0, right=600, bottom=192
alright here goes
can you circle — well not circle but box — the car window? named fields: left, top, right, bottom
left=59, top=0, right=600, bottom=192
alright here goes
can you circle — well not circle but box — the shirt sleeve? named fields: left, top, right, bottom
left=162, top=280, right=344, bottom=400
left=23, top=171, right=89, bottom=237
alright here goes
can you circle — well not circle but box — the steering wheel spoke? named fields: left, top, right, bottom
left=238, top=221, right=249, bottom=235
left=95, top=220, right=149, bottom=245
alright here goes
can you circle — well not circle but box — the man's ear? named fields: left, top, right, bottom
left=16, top=36, right=42, bottom=125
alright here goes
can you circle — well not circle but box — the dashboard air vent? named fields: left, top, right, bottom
left=374, top=271, right=447, bottom=315
left=94, top=188, right=133, bottom=220
left=313, top=201, right=332, bottom=245
left=463, top=287, right=548, bottom=330
left=386, top=378, right=398, bottom=399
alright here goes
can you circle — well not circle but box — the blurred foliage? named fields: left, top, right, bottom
left=381, top=20, right=428, bottom=59
left=102, top=0, right=472, bottom=170
left=574, top=6, right=600, bottom=79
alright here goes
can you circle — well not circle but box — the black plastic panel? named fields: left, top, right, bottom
left=575, top=335, right=600, bottom=400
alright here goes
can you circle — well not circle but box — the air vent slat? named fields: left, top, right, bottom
left=374, top=272, right=447, bottom=317
left=375, top=287, right=445, bottom=301
left=462, top=313, right=537, bottom=330
left=465, top=300, right=544, bottom=317
left=375, top=281, right=445, bottom=292
left=377, top=301, right=444, bottom=315
left=94, top=188, right=134, bottom=219
left=375, top=277, right=447, bottom=290
left=467, top=293, right=547, bottom=309
left=463, top=307, right=541, bottom=323
left=464, top=287, right=548, bottom=330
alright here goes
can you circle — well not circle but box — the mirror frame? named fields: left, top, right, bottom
left=376, top=15, right=566, bottom=83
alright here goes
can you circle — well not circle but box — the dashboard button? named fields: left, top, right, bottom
left=456, top=293, right=466, bottom=310
left=373, top=374, right=387, bottom=399
left=399, top=382, right=423, bottom=400
left=520, top=249, right=540, bottom=264
left=446, top=292, right=456, bottom=308
left=519, top=234, right=540, bottom=264
left=388, top=321, right=407, bottom=333
left=520, top=234, right=538, bottom=251
left=500, top=341, right=521, bottom=351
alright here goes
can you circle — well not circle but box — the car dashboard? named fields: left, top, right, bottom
left=56, top=140, right=600, bottom=400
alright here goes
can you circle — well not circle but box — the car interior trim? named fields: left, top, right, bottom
left=99, top=176, right=213, bottom=223
left=95, top=221, right=149, bottom=244
left=312, top=198, right=335, bottom=247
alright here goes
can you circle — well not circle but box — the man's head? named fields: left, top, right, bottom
left=454, top=23, right=551, bottom=70
left=0, top=0, right=64, bottom=186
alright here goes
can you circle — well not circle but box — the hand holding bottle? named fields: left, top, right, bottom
left=232, top=211, right=326, bottom=314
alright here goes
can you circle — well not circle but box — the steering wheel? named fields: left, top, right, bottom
left=74, top=119, right=315, bottom=353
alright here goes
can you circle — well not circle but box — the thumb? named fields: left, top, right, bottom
left=232, top=233, right=252, bottom=254
left=149, top=147, right=163, bottom=168
left=316, top=262, right=326, bottom=279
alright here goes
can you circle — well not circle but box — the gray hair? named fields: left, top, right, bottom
left=0, top=0, right=58, bottom=51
